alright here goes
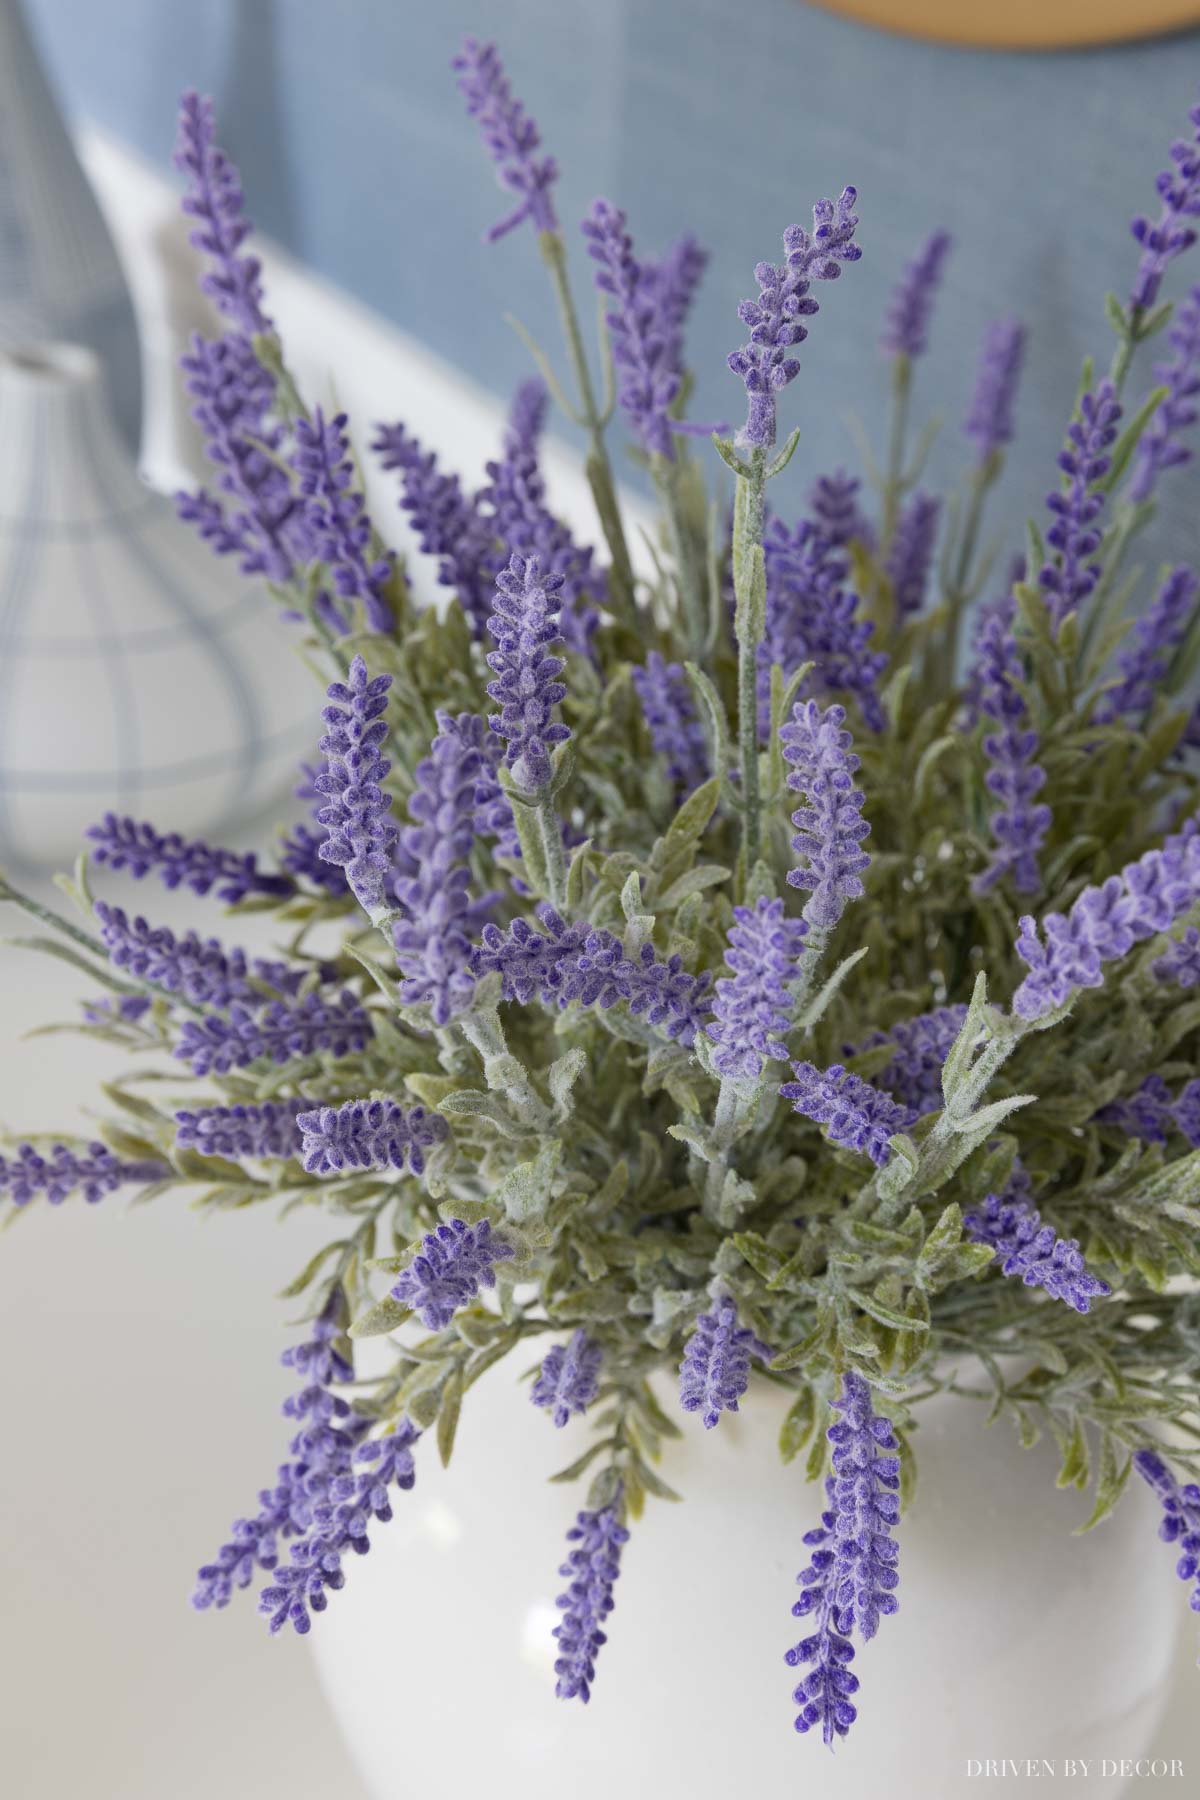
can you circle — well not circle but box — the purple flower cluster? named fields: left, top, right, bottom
left=642, top=231, right=708, bottom=383
left=94, top=901, right=313, bottom=1007
left=372, top=422, right=496, bottom=636
left=292, top=409, right=395, bottom=635
left=390, top=1218, right=515, bottom=1331
left=0, top=1140, right=166, bottom=1207
left=780, top=700, right=872, bottom=929
left=473, top=903, right=715, bottom=1046
left=582, top=199, right=681, bottom=458
left=1039, top=384, right=1123, bottom=629
left=1130, top=287, right=1200, bottom=503
left=553, top=1500, right=629, bottom=1703
left=175, top=989, right=372, bottom=1076
left=174, top=91, right=270, bottom=339
left=1095, top=567, right=1198, bottom=724
left=969, top=596, right=1051, bottom=896
left=296, top=1099, right=448, bottom=1178
left=786, top=1371, right=900, bottom=1743
left=485, top=553, right=571, bottom=792
left=880, top=230, right=951, bottom=360
left=706, top=896, right=806, bottom=1081
left=964, top=319, right=1025, bottom=461
left=781, top=1062, right=917, bottom=1167
left=1012, top=817, right=1200, bottom=1019
left=1152, top=925, right=1200, bottom=990
left=313, top=657, right=398, bottom=916
left=1130, top=103, right=1200, bottom=313
left=87, top=812, right=293, bottom=903
left=1095, top=1073, right=1200, bottom=1149
left=678, top=1295, right=771, bottom=1429
left=1134, top=1450, right=1200, bottom=1613
left=631, top=652, right=709, bottom=796
left=808, top=471, right=873, bottom=549
left=174, top=1099, right=313, bottom=1161
left=452, top=37, right=559, bottom=241
left=761, top=520, right=887, bottom=733
left=885, top=492, right=939, bottom=619
left=531, top=1330, right=604, bottom=1428
left=728, top=192, right=862, bottom=448
left=964, top=1170, right=1111, bottom=1314
left=860, top=1003, right=970, bottom=1117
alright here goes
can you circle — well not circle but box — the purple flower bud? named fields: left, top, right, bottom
left=174, top=989, right=373, bottom=1076
left=1039, top=383, right=1123, bottom=629
left=1130, top=102, right=1200, bottom=313
left=857, top=1003, right=969, bottom=1117
left=880, top=230, right=951, bottom=360
left=1096, top=1073, right=1200, bottom=1149
left=643, top=231, right=708, bottom=382
left=451, top=37, right=559, bottom=242
left=968, top=596, right=1051, bottom=896
left=94, top=901, right=312, bottom=1007
left=678, top=1295, right=771, bottom=1429
left=0, top=1140, right=167, bottom=1207
left=485, top=552, right=571, bottom=791
left=174, top=91, right=270, bottom=338
left=1134, top=1450, right=1200, bottom=1614
left=314, top=656, right=398, bottom=916
left=964, top=1176, right=1111, bottom=1314
left=761, top=522, right=887, bottom=734
left=780, top=1061, right=917, bottom=1166
left=631, top=652, right=709, bottom=796
left=808, top=471, right=874, bottom=550
left=279, top=820, right=352, bottom=897
left=1152, top=923, right=1200, bottom=989
left=175, top=1100, right=314, bottom=1161
left=728, top=192, right=862, bottom=448
left=296, top=1099, right=448, bottom=1178
left=292, top=409, right=395, bottom=635
left=1130, top=287, right=1200, bottom=503
left=553, top=1500, right=629, bottom=1703
left=780, top=700, right=871, bottom=929
left=390, top=1218, right=515, bottom=1330
left=706, top=896, right=807, bottom=1081
left=87, top=811, right=293, bottom=904
left=964, top=319, right=1025, bottom=460
left=531, top=1330, right=604, bottom=1428
left=885, top=492, right=939, bottom=619
left=1095, top=567, right=1198, bottom=724
left=582, top=199, right=681, bottom=459
left=372, top=422, right=496, bottom=637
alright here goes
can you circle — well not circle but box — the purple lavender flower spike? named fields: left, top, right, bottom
left=1153, top=924, right=1200, bottom=988
left=1130, top=103, right=1200, bottom=314
left=862, top=1003, right=970, bottom=1116
left=87, top=812, right=293, bottom=904
left=174, top=989, right=372, bottom=1076
left=297, top=1099, right=448, bottom=1178
left=1131, top=289, right=1200, bottom=503
left=809, top=471, right=874, bottom=550
left=1097, top=1073, right=1200, bottom=1149
left=314, top=656, right=398, bottom=917
left=94, top=901, right=315, bottom=1007
left=785, top=1476, right=860, bottom=1744
left=451, top=37, right=559, bottom=242
left=781, top=1062, right=917, bottom=1167
left=706, top=896, right=807, bottom=1081
left=0, top=1141, right=167, bottom=1207
left=728, top=192, right=862, bottom=449
left=631, top=651, right=709, bottom=796
left=372, top=422, right=497, bottom=636
left=485, top=553, right=570, bottom=791
left=646, top=231, right=708, bottom=380
left=969, top=596, right=1051, bottom=895
left=964, top=1179, right=1111, bottom=1314
left=292, top=409, right=395, bottom=634
left=390, top=1218, right=515, bottom=1331
left=174, top=91, right=270, bottom=338
left=678, top=1295, right=771, bottom=1429
left=964, top=319, right=1025, bottom=461
left=1095, top=566, right=1199, bottom=723
left=177, top=331, right=299, bottom=584
left=279, top=821, right=352, bottom=897
left=780, top=700, right=871, bottom=929
left=553, top=1500, right=629, bottom=1703
left=531, top=1330, right=604, bottom=1428
left=1134, top=1449, right=1200, bottom=1614
left=582, top=199, right=680, bottom=459
left=81, top=994, right=152, bottom=1027
left=885, top=492, right=939, bottom=619
left=175, top=1100, right=314, bottom=1161
left=761, top=522, right=887, bottom=733
left=880, top=230, right=951, bottom=360
left=1039, top=383, right=1123, bottom=629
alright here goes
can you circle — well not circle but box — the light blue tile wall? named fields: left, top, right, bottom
left=26, top=0, right=1200, bottom=572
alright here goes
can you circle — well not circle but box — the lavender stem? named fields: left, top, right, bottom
left=880, top=355, right=912, bottom=552
left=733, top=447, right=768, bottom=875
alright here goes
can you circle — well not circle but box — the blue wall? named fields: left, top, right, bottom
left=26, top=0, right=1200, bottom=572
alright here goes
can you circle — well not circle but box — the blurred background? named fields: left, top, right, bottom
left=2, top=2, right=1200, bottom=1796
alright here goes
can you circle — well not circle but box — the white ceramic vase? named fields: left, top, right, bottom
left=311, top=1358, right=1180, bottom=1800
left=0, top=0, right=142, bottom=449
left=0, top=343, right=314, bottom=867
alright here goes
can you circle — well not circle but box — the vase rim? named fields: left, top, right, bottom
left=0, top=341, right=102, bottom=388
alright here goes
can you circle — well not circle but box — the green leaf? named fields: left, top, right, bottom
left=495, top=1140, right=562, bottom=1224
left=798, top=946, right=868, bottom=1030
left=1100, top=386, right=1167, bottom=492
left=940, top=972, right=988, bottom=1105
left=350, top=1293, right=411, bottom=1338
left=779, top=1387, right=817, bottom=1463
left=953, top=1093, right=1036, bottom=1136
left=548, top=1047, right=588, bottom=1113
left=437, top=1368, right=464, bottom=1467
left=847, top=1287, right=930, bottom=1333
left=683, top=668, right=733, bottom=787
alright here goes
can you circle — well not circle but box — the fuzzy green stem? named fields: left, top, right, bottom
left=536, top=792, right=568, bottom=912
left=881, top=355, right=912, bottom=550
left=733, top=447, right=768, bottom=877
left=653, top=455, right=708, bottom=657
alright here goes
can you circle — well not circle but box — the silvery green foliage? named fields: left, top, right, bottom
left=6, top=58, right=1200, bottom=1734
